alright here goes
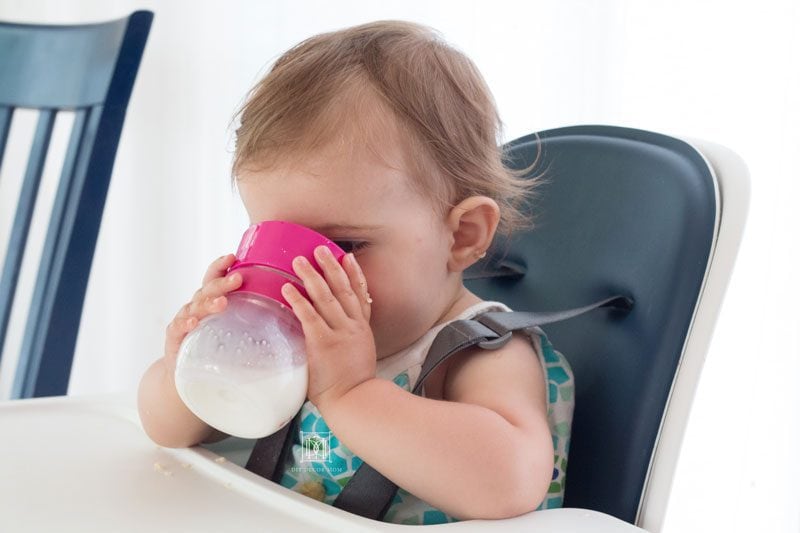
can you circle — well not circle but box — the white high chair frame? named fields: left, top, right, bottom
left=0, top=135, right=749, bottom=532
left=635, top=137, right=749, bottom=530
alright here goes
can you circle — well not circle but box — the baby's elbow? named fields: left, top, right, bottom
left=511, top=450, right=553, bottom=518
left=481, top=448, right=553, bottom=520
left=502, top=477, right=549, bottom=519
left=481, top=479, right=548, bottom=520
left=137, top=405, right=176, bottom=449
left=458, top=484, right=543, bottom=521
left=137, top=401, right=205, bottom=449
left=140, top=418, right=190, bottom=448
left=142, top=417, right=227, bottom=449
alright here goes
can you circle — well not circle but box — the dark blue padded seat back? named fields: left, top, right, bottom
left=465, top=125, right=717, bottom=524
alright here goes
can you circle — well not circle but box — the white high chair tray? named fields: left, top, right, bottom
left=0, top=393, right=644, bottom=532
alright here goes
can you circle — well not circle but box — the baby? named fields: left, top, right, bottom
left=138, top=20, right=573, bottom=525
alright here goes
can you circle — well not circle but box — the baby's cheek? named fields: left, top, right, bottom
left=365, top=293, right=392, bottom=354
left=371, top=292, right=430, bottom=358
left=366, top=291, right=402, bottom=354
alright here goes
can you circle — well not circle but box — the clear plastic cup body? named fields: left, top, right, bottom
left=174, top=292, right=308, bottom=438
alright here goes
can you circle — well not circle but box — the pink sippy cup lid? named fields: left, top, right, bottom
left=227, top=221, right=345, bottom=306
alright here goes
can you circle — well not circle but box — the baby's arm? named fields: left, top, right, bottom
left=138, top=355, right=225, bottom=447
left=284, top=246, right=551, bottom=519
left=319, top=334, right=552, bottom=520
left=137, top=255, right=242, bottom=448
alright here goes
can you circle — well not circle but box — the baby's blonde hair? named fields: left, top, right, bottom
left=232, top=20, right=541, bottom=235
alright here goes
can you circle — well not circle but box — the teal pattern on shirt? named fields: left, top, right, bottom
left=277, top=329, right=574, bottom=525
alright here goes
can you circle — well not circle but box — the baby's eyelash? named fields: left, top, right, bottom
left=332, top=240, right=369, bottom=253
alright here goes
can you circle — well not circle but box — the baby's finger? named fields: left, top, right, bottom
left=186, top=273, right=242, bottom=317
left=186, top=294, right=227, bottom=319
left=281, top=283, right=331, bottom=338
left=164, top=315, right=197, bottom=358
left=343, top=253, right=371, bottom=321
left=313, top=246, right=363, bottom=320
left=292, top=255, right=348, bottom=329
left=202, top=254, right=237, bottom=285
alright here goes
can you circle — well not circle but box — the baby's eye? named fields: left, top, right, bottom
left=332, top=240, right=369, bottom=254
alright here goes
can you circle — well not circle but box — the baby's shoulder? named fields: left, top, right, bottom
left=433, top=332, right=543, bottom=402
left=421, top=301, right=546, bottom=403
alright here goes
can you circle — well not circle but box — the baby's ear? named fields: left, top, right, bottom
left=445, top=196, right=500, bottom=272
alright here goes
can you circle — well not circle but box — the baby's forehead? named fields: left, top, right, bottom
left=237, top=147, right=439, bottom=232
left=284, top=100, right=423, bottom=177
left=321, top=87, right=409, bottom=159
left=237, top=81, right=445, bottom=209
left=238, top=137, right=442, bottom=225
left=266, top=138, right=415, bottom=195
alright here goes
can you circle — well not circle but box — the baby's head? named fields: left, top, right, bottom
left=232, top=19, right=536, bottom=236
left=231, top=21, right=538, bottom=357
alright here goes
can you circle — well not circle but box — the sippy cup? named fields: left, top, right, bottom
left=174, top=221, right=345, bottom=439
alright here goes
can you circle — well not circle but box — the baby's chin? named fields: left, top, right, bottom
left=373, top=322, right=436, bottom=360
left=373, top=339, right=404, bottom=360
left=374, top=335, right=419, bottom=360
left=375, top=351, right=395, bottom=361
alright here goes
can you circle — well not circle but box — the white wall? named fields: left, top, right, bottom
left=0, top=1, right=797, bottom=532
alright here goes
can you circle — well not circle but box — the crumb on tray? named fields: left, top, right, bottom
left=153, top=462, right=173, bottom=477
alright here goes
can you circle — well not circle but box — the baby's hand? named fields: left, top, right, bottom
left=163, top=254, right=243, bottom=368
left=281, top=246, right=376, bottom=411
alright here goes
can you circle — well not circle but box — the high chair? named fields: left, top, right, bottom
left=0, top=119, right=748, bottom=529
left=0, top=11, right=153, bottom=399
left=204, top=124, right=750, bottom=530
left=461, top=124, right=750, bottom=529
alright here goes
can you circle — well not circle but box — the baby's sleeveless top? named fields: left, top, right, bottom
left=277, top=301, right=575, bottom=525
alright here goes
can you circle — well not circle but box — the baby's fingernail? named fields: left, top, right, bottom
left=351, top=254, right=366, bottom=278
left=212, top=296, right=223, bottom=305
left=228, top=273, right=240, bottom=283
left=294, top=256, right=310, bottom=267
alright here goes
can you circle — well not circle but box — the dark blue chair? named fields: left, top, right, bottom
left=0, top=11, right=153, bottom=399
left=464, top=125, right=749, bottom=528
